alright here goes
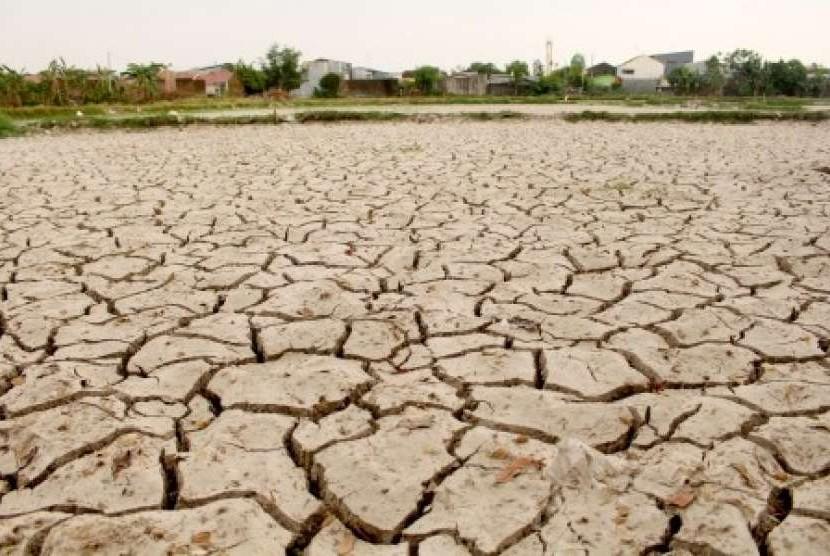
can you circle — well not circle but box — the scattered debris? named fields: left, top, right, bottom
left=495, top=455, right=544, bottom=484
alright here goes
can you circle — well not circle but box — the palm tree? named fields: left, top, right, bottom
left=87, top=65, right=119, bottom=103
left=40, top=58, right=69, bottom=105
left=63, top=66, right=90, bottom=104
left=0, top=65, right=26, bottom=107
left=124, top=62, right=165, bottom=102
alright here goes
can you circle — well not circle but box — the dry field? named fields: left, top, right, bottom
left=1, top=121, right=829, bottom=555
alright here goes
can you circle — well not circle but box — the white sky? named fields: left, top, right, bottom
left=1, top=0, right=828, bottom=72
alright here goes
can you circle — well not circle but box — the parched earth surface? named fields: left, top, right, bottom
left=1, top=121, right=830, bottom=555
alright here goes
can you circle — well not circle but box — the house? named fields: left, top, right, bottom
left=344, top=79, right=400, bottom=97
left=161, top=65, right=241, bottom=97
left=617, top=50, right=694, bottom=92
left=651, top=51, right=694, bottom=75
left=442, top=72, right=535, bottom=96
left=351, top=67, right=397, bottom=81
left=294, top=59, right=400, bottom=97
left=294, top=59, right=352, bottom=98
left=587, top=62, right=616, bottom=77
left=444, top=72, right=488, bottom=95
left=486, top=73, right=523, bottom=96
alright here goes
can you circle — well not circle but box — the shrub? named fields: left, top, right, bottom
left=0, top=113, right=19, bottom=137
left=315, top=73, right=342, bottom=98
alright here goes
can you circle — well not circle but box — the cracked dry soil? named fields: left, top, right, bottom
left=1, top=120, right=830, bottom=555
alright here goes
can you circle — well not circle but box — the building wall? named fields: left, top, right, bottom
left=351, top=67, right=396, bottom=81
left=619, top=78, right=660, bottom=93
left=617, top=56, right=665, bottom=80
left=587, top=63, right=617, bottom=77
left=159, top=70, right=177, bottom=94
left=444, top=74, right=487, bottom=96
left=344, top=79, right=399, bottom=97
left=174, top=78, right=207, bottom=97
left=295, top=60, right=352, bottom=98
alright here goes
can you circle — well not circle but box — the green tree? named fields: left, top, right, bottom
left=315, top=72, right=342, bottom=98
left=533, top=73, right=564, bottom=95
left=63, top=66, right=91, bottom=104
left=85, top=66, right=122, bottom=103
left=262, top=44, right=302, bottom=91
left=724, top=49, right=766, bottom=96
left=0, top=65, right=26, bottom=106
left=568, top=53, right=586, bottom=88
left=505, top=60, right=529, bottom=94
left=413, top=66, right=441, bottom=95
left=40, top=58, right=70, bottom=105
left=806, top=65, right=829, bottom=97
left=701, top=55, right=725, bottom=95
left=668, top=66, right=701, bottom=94
left=231, top=60, right=267, bottom=94
left=124, top=62, right=165, bottom=101
left=765, top=59, right=808, bottom=96
left=467, top=62, right=501, bottom=76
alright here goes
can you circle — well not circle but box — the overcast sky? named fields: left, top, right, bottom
left=1, top=0, right=828, bottom=72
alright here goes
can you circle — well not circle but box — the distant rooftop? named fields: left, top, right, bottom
left=651, top=51, right=694, bottom=65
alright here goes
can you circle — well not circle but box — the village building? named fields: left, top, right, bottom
left=617, top=50, right=694, bottom=92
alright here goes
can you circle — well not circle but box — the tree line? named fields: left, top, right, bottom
left=667, top=50, right=829, bottom=97
left=0, top=59, right=172, bottom=107
left=1, top=45, right=828, bottom=107
left=0, top=43, right=305, bottom=107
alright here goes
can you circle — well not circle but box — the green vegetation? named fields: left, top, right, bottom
left=262, top=44, right=303, bottom=92
left=563, top=110, right=830, bottom=124
left=0, top=113, right=20, bottom=137
left=21, top=112, right=288, bottom=132
left=668, top=50, right=830, bottom=98
left=505, top=61, right=530, bottom=81
left=231, top=43, right=302, bottom=95
left=232, top=61, right=267, bottom=95
left=6, top=104, right=828, bottom=136
left=412, top=66, right=442, bottom=95
left=250, top=109, right=522, bottom=124
left=1, top=58, right=144, bottom=107
left=123, top=62, right=166, bottom=102
left=568, top=54, right=587, bottom=88
left=460, top=111, right=525, bottom=120
left=467, top=62, right=502, bottom=76
left=315, top=73, right=342, bottom=98
left=2, top=93, right=826, bottom=124
left=294, top=110, right=408, bottom=123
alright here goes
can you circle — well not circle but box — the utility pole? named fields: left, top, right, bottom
left=545, top=39, right=554, bottom=75
left=106, top=51, right=113, bottom=92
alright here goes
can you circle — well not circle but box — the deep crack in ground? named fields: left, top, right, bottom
left=0, top=120, right=829, bottom=554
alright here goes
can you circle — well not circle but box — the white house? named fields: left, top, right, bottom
left=617, top=55, right=665, bottom=80
left=294, top=59, right=352, bottom=98
left=616, top=51, right=695, bottom=92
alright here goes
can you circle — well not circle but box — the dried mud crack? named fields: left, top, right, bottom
left=1, top=120, right=829, bottom=554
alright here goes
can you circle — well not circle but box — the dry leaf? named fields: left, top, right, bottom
left=489, top=447, right=512, bottom=460
left=513, top=435, right=529, bottom=444
left=772, top=470, right=789, bottom=482
left=336, top=532, right=355, bottom=555
left=614, top=504, right=630, bottom=525
left=495, top=456, right=544, bottom=484
left=191, top=531, right=212, bottom=546
left=730, top=462, right=756, bottom=489
left=397, top=414, right=434, bottom=430
left=665, top=488, right=696, bottom=508
left=110, top=450, right=132, bottom=478
left=193, top=419, right=212, bottom=430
